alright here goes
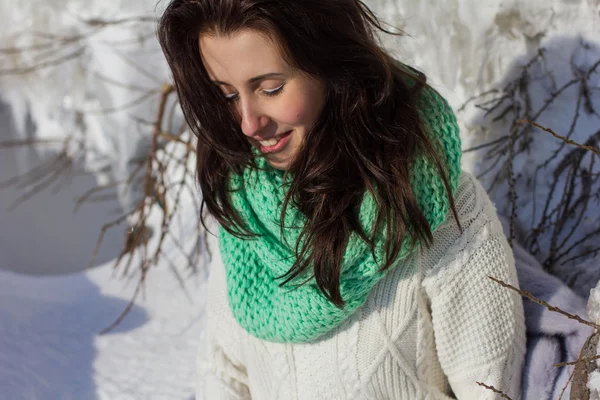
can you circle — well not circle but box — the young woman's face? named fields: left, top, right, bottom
left=199, top=29, right=326, bottom=170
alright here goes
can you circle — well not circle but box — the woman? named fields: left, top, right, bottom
left=157, top=0, right=526, bottom=398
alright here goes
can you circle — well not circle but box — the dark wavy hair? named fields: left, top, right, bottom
left=157, top=0, right=459, bottom=307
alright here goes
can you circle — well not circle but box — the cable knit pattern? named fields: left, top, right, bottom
left=219, top=85, right=462, bottom=343
left=199, top=171, right=526, bottom=400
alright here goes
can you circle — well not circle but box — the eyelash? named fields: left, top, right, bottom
left=264, top=84, right=285, bottom=97
left=225, top=83, right=285, bottom=102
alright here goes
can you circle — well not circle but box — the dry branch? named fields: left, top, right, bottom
left=570, top=331, right=600, bottom=400
left=490, top=276, right=600, bottom=399
left=518, top=120, right=600, bottom=156
left=464, top=41, right=600, bottom=274
left=488, top=276, right=600, bottom=330
left=1, top=46, right=199, bottom=335
left=475, top=382, right=513, bottom=400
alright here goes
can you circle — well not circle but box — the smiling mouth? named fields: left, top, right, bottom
left=257, top=130, right=291, bottom=147
left=257, top=130, right=293, bottom=154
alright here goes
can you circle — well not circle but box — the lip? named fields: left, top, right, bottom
left=258, top=130, right=293, bottom=154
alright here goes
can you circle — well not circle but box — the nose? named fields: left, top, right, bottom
left=238, top=98, right=270, bottom=138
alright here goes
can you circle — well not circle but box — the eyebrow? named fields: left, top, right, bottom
left=211, top=72, right=285, bottom=86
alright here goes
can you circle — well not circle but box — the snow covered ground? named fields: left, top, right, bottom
left=0, top=256, right=207, bottom=400
left=1, top=89, right=209, bottom=398
left=1, top=0, right=599, bottom=399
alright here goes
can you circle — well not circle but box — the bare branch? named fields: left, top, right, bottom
left=517, top=120, right=600, bottom=155
left=475, top=382, right=513, bottom=400
left=0, top=138, right=66, bottom=147
left=555, top=354, right=600, bottom=368
left=0, top=47, right=85, bottom=75
left=488, top=276, right=600, bottom=330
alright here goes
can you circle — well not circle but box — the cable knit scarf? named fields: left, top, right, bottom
left=218, top=85, right=462, bottom=343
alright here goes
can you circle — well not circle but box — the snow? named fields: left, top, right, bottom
left=1, top=0, right=599, bottom=398
left=589, top=280, right=600, bottom=325
left=371, top=0, right=600, bottom=289
left=0, top=257, right=207, bottom=400
left=466, top=36, right=600, bottom=291
left=0, top=0, right=175, bottom=210
left=590, top=370, right=600, bottom=400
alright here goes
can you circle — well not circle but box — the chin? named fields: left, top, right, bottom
left=264, top=149, right=295, bottom=171
left=266, top=159, right=290, bottom=171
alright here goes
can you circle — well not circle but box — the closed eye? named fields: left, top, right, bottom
left=224, top=83, right=285, bottom=102
left=263, top=83, right=285, bottom=97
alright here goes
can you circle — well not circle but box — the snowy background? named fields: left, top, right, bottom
left=0, top=0, right=599, bottom=399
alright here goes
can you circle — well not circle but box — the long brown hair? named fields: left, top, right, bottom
left=157, top=0, right=459, bottom=307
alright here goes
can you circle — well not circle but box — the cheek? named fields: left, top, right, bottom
left=278, top=97, right=317, bottom=126
left=276, top=102, right=306, bottom=125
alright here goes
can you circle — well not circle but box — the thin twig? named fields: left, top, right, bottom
left=488, top=276, right=600, bottom=330
left=0, top=47, right=85, bottom=75
left=555, top=354, right=600, bottom=368
left=557, top=363, right=576, bottom=400
left=0, top=138, right=67, bottom=147
left=475, top=382, right=513, bottom=400
left=99, top=267, right=145, bottom=335
left=517, top=120, right=600, bottom=155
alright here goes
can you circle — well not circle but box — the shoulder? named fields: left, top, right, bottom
left=422, top=170, right=510, bottom=281
left=442, top=169, right=500, bottom=237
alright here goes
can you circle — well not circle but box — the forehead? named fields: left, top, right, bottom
left=199, top=29, right=287, bottom=83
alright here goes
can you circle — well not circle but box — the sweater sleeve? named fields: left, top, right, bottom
left=422, top=174, right=526, bottom=400
left=196, top=246, right=252, bottom=400
left=196, top=328, right=251, bottom=400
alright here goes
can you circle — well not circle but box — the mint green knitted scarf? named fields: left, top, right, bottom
left=219, top=86, right=462, bottom=343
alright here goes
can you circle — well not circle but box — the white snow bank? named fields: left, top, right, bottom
left=0, top=0, right=177, bottom=211
left=0, top=252, right=208, bottom=399
left=2, top=0, right=600, bottom=398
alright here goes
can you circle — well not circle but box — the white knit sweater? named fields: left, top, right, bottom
left=197, top=171, right=526, bottom=400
